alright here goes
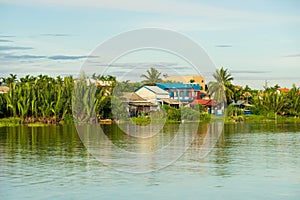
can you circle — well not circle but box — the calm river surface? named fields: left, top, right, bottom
left=0, top=123, right=299, bottom=200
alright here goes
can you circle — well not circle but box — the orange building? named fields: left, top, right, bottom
left=166, top=76, right=205, bottom=91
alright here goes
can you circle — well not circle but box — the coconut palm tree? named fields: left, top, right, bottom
left=4, top=74, right=17, bottom=87
left=140, top=67, right=163, bottom=85
left=208, top=67, right=234, bottom=104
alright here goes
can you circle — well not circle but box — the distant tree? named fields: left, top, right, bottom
left=265, top=84, right=281, bottom=92
left=140, top=67, right=163, bottom=85
left=4, top=74, right=17, bottom=87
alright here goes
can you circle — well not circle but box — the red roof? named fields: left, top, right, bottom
left=277, top=88, right=290, bottom=93
left=191, top=99, right=213, bottom=106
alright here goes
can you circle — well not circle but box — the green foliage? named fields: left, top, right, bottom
left=0, top=117, right=22, bottom=127
left=226, top=104, right=243, bottom=117
left=131, top=116, right=151, bottom=125
left=163, top=104, right=181, bottom=121
left=181, top=106, right=200, bottom=121
left=163, top=105, right=202, bottom=121
left=140, top=67, right=163, bottom=85
left=254, top=90, right=287, bottom=121
left=1, top=69, right=300, bottom=126
left=114, top=81, right=143, bottom=93
left=0, top=73, right=120, bottom=124
left=208, top=67, right=234, bottom=104
left=286, top=84, right=300, bottom=116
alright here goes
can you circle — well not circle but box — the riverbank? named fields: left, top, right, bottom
left=0, top=117, right=73, bottom=127
left=226, top=115, right=300, bottom=124
left=1, top=115, right=300, bottom=127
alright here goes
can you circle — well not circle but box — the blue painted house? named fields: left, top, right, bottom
left=156, top=83, right=201, bottom=103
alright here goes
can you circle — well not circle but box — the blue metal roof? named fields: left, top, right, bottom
left=156, top=83, right=201, bottom=90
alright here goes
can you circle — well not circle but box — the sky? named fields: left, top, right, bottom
left=0, top=0, right=299, bottom=89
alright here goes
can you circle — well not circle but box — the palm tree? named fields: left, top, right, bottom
left=140, top=67, right=162, bottom=85
left=4, top=74, right=17, bottom=87
left=286, top=84, right=300, bottom=116
left=208, top=67, right=234, bottom=104
left=255, top=90, right=287, bottom=122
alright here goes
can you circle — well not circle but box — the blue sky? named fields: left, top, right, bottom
left=0, top=0, right=299, bottom=89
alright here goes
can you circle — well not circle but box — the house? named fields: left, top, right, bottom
left=135, top=86, right=170, bottom=105
left=122, top=92, right=156, bottom=117
left=230, top=100, right=254, bottom=115
left=156, top=83, right=201, bottom=104
left=74, top=78, right=113, bottom=95
left=277, top=88, right=290, bottom=94
left=0, top=86, right=9, bottom=94
left=134, top=85, right=182, bottom=108
left=190, top=99, right=213, bottom=113
left=165, top=76, right=205, bottom=91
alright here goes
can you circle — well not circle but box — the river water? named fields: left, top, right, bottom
left=0, top=123, right=299, bottom=199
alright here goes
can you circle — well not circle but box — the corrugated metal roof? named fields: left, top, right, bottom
left=144, top=86, right=169, bottom=95
left=123, top=92, right=146, bottom=101
left=157, top=83, right=201, bottom=90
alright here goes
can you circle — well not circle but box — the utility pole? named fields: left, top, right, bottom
left=264, top=80, right=269, bottom=90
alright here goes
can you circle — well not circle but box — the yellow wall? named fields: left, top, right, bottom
left=166, top=76, right=205, bottom=91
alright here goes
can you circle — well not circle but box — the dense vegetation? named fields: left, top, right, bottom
left=0, top=74, right=119, bottom=124
left=208, top=67, right=300, bottom=121
left=1, top=67, right=300, bottom=125
left=0, top=74, right=74, bottom=123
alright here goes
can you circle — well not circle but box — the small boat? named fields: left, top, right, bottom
left=99, top=119, right=112, bottom=124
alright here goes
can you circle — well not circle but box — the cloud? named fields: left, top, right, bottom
left=0, top=35, right=15, bottom=38
left=48, top=55, right=97, bottom=60
left=40, top=33, right=72, bottom=37
left=0, top=39, right=13, bottom=42
left=4, top=54, right=46, bottom=59
left=215, top=45, right=232, bottom=48
left=1, top=53, right=98, bottom=61
left=89, top=62, right=178, bottom=69
left=231, top=70, right=271, bottom=74
left=283, top=54, right=300, bottom=57
left=0, top=46, right=33, bottom=51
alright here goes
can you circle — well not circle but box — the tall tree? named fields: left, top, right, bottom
left=140, top=67, right=163, bottom=85
left=255, top=90, right=287, bottom=121
left=208, top=67, right=234, bottom=104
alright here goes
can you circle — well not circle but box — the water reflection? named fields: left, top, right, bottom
left=0, top=123, right=300, bottom=199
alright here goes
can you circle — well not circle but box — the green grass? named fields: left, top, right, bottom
left=1, top=114, right=299, bottom=127
left=0, top=117, right=22, bottom=127
left=226, top=114, right=300, bottom=124
left=27, top=122, right=49, bottom=127
left=131, top=116, right=151, bottom=125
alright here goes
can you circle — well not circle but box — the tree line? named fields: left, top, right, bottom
left=208, top=67, right=300, bottom=119
left=1, top=67, right=299, bottom=124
